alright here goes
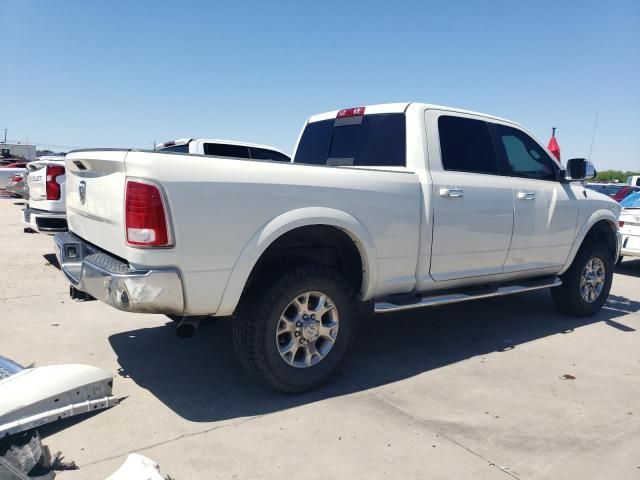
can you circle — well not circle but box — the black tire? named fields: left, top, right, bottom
left=233, top=264, right=357, bottom=393
left=551, top=242, right=614, bottom=317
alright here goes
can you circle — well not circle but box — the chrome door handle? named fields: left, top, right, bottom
left=517, top=191, right=536, bottom=200
left=440, top=187, right=464, bottom=198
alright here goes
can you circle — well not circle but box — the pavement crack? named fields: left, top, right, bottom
left=78, top=415, right=263, bottom=468
left=338, top=372, right=521, bottom=479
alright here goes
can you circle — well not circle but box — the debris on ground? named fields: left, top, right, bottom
left=106, top=453, right=172, bottom=480
left=0, top=429, right=77, bottom=480
left=560, top=374, right=576, bottom=380
left=0, top=356, right=118, bottom=437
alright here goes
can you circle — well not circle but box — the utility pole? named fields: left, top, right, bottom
left=2, top=129, right=6, bottom=143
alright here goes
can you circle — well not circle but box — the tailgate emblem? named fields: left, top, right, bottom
left=79, top=181, right=86, bottom=205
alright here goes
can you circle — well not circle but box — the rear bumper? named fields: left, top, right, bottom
left=54, top=231, right=184, bottom=314
left=620, top=233, right=640, bottom=258
left=23, top=207, right=68, bottom=234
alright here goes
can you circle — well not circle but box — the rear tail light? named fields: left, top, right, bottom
left=10, top=175, right=23, bottom=183
left=336, top=107, right=365, bottom=118
left=125, top=179, right=172, bottom=247
left=619, top=220, right=624, bottom=228
left=46, top=165, right=65, bottom=200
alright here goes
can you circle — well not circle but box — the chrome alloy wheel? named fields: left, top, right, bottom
left=580, top=257, right=606, bottom=303
left=276, top=291, right=339, bottom=368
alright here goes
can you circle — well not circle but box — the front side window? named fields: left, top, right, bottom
left=492, top=124, right=558, bottom=181
left=204, top=143, right=251, bottom=159
left=438, top=116, right=499, bottom=175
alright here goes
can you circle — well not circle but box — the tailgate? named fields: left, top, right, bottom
left=26, top=161, right=66, bottom=211
left=65, top=150, right=129, bottom=259
left=26, top=162, right=47, bottom=200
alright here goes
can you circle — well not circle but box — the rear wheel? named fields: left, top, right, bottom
left=233, top=264, right=357, bottom=393
left=551, top=242, right=613, bottom=317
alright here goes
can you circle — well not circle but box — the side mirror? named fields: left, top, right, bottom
left=565, top=158, right=596, bottom=182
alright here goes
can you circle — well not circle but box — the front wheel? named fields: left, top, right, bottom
left=233, top=265, right=357, bottom=393
left=551, top=243, right=614, bottom=317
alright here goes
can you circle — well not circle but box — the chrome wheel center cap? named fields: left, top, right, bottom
left=301, top=319, right=320, bottom=341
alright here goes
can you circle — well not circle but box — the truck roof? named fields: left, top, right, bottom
left=307, top=102, right=518, bottom=127
left=158, top=138, right=289, bottom=155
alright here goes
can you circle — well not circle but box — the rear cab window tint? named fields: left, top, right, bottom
left=249, top=147, right=290, bottom=163
left=158, top=144, right=189, bottom=153
left=204, top=143, right=251, bottom=159
left=438, top=116, right=499, bottom=175
left=294, top=114, right=406, bottom=167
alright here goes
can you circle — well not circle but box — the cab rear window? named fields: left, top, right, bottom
left=294, top=114, right=406, bottom=167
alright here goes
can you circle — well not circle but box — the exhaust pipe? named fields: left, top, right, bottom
left=176, top=316, right=204, bottom=339
left=70, top=285, right=95, bottom=301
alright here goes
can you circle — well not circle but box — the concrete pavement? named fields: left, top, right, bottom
left=0, top=197, right=638, bottom=479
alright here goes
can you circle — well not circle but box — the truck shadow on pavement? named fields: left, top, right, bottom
left=108, top=288, right=639, bottom=423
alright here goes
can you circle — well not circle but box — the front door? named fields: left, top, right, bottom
left=490, top=123, right=579, bottom=271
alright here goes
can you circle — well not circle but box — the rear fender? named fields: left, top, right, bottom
left=216, top=207, right=378, bottom=316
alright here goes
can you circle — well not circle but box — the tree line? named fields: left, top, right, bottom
left=593, top=170, right=640, bottom=183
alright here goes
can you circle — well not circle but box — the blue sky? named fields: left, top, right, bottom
left=1, top=0, right=639, bottom=170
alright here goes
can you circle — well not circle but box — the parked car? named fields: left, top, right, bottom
left=0, top=162, right=27, bottom=168
left=22, top=156, right=68, bottom=233
left=625, top=175, right=640, bottom=187
left=54, top=102, right=621, bottom=392
left=157, top=138, right=291, bottom=162
left=612, top=185, right=640, bottom=203
left=584, top=183, right=626, bottom=198
left=5, top=173, right=28, bottom=198
left=0, top=165, right=27, bottom=190
left=618, top=191, right=640, bottom=263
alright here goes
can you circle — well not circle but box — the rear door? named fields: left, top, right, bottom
left=490, top=123, right=578, bottom=271
left=427, top=111, right=514, bottom=281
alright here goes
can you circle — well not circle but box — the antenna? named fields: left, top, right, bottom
left=588, top=112, right=599, bottom=161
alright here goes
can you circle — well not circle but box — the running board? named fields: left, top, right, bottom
left=374, top=276, right=562, bottom=313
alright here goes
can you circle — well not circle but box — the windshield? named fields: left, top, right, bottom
left=621, top=192, right=640, bottom=208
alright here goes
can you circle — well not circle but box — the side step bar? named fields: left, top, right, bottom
left=374, top=276, right=562, bottom=313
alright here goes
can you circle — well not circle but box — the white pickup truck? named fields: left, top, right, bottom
left=54, top=102, right=621, bottom=392
left=23, top=156, right=68, bottom=234
left=156, top=138, right=290, bottom=162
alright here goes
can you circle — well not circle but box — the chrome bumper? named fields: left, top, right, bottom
left=54, top=232, right=184, bottom=314
left=23, top=207, right=68, bottom=233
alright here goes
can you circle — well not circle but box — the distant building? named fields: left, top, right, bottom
left=0, top=143, right=37, bottom=161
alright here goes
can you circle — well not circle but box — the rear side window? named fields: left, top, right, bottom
left=249, top=147, right=290, bottom=163
left=204, top=143, right=251, bottom=159
left=158, top=144, right=189, bottom=153
left=438, top=116, right=499, bottom=175
left=294, top=114, right=406, bottom=167
left=492, top=124, right=558, bottom=181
